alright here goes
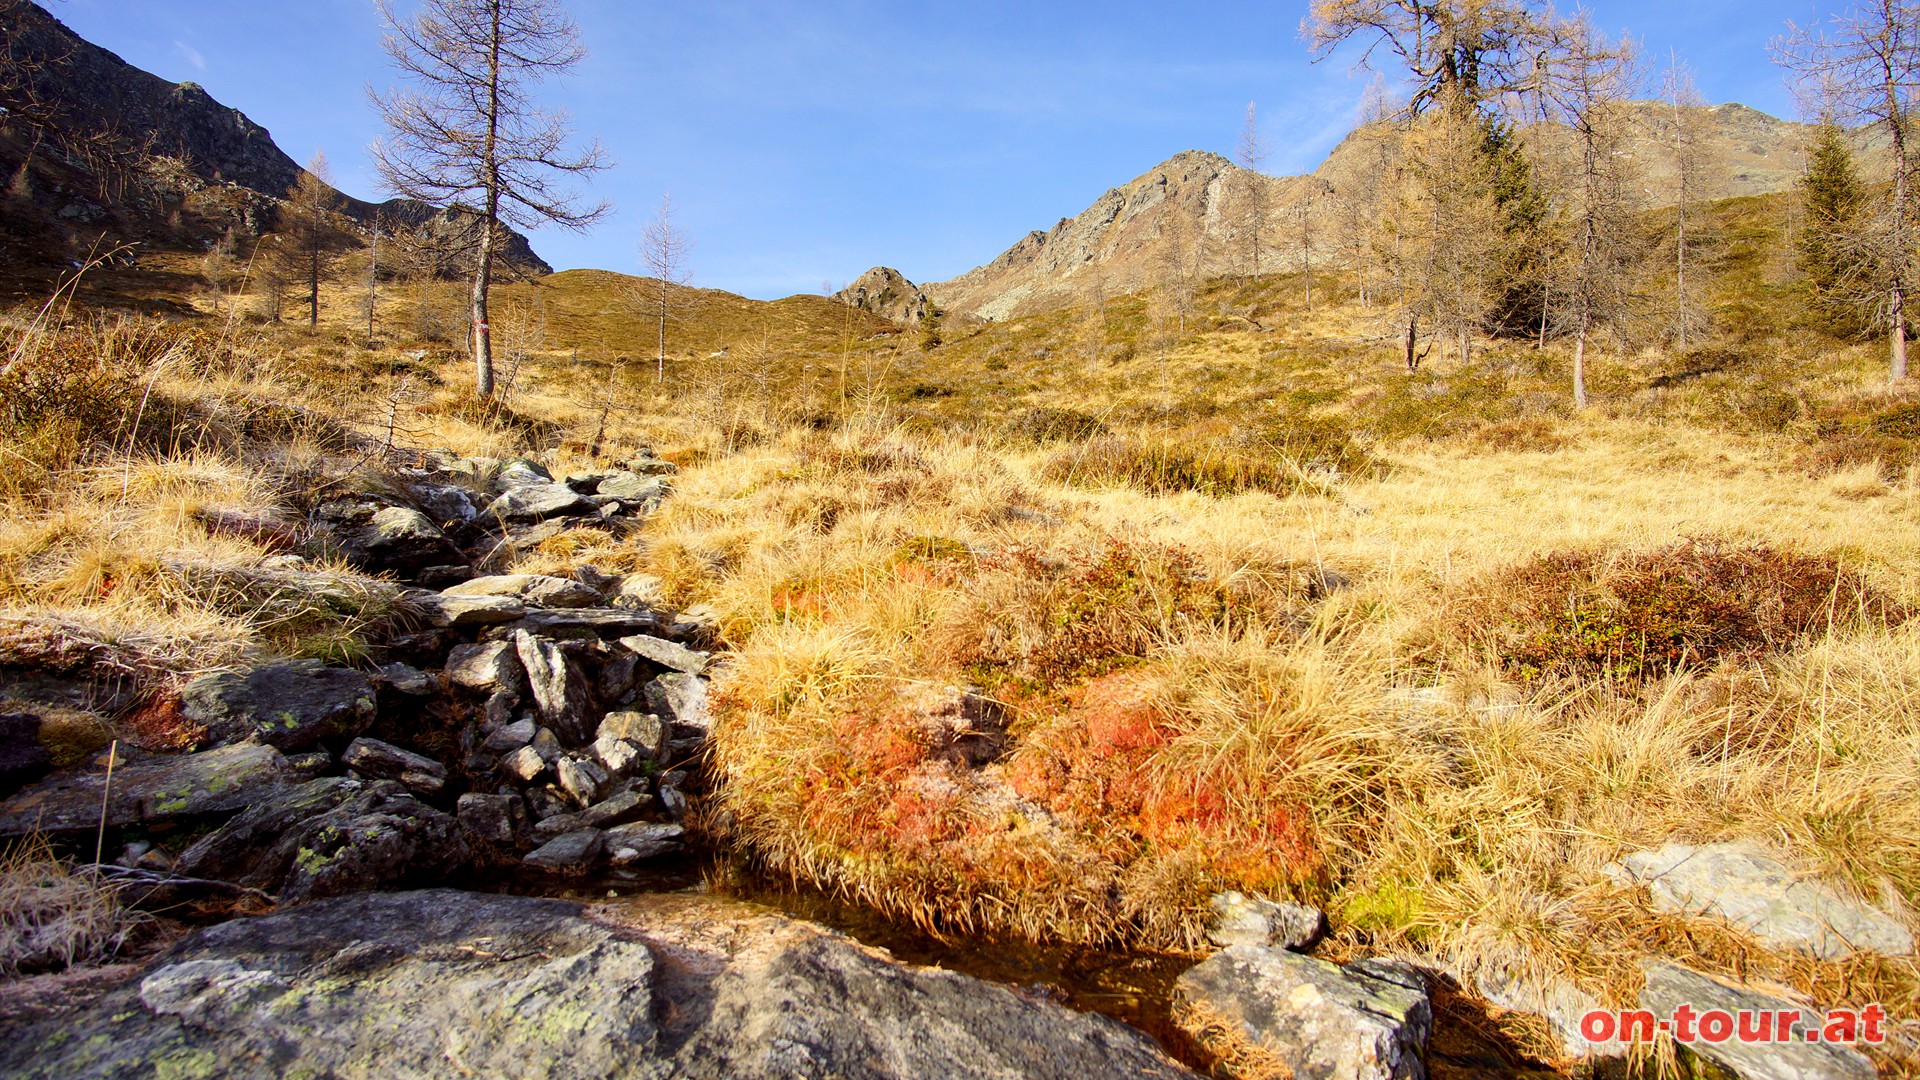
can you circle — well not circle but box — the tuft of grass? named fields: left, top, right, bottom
left=0, top=835, right=145, bottom=977
left=1452, top=537, right=1903, bottom=683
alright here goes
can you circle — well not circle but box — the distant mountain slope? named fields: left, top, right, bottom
left=0, top=0, right=546, bottom=278
left=925, top=102, right=1843, bottom=322
left=494, top=269, right=896, bottom=358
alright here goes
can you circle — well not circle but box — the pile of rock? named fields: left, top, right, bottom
left=0, top=447, right=717, bottom=899
left=311, top=449, right=676, bottom=586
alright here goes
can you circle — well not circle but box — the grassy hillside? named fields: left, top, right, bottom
left=4, top=184, right=1918, bottom=1068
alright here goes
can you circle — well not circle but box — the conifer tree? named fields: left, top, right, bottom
left=1797, top=122, right=1873, bottom=336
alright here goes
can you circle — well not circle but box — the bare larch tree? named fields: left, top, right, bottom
left=371, top=0, right=609, bottom=398
left=638, top=193, right=692, bottom=384
left=1235, top=101, right=1272, bottom=278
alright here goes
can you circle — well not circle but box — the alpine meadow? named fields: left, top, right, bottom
left=1, top=1, right=1919, bottom=1078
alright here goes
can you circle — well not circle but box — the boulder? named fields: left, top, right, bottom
left=524, top=827, right=605, bottom=872
left=406, top=591, right=525, bottom=628
left=1175, top=946, right=1430, bottom=1080
left=618, top=633, right=711, bottom=675
left=1207, top=892, right=1324, bottom=950
left=406, top=482, right=479, bottom=527
left=455, top=792, right=527, bottom=844
left=444, top=573, right=603, bottom=609
left=494, top=458, right=554, bottom=490
left=1605, top=842, right=1914, bottom=960
left=0, top=743, right=300, bottom=836
left=595, top=472, right=667, bottom=501
left=626, top=456, right=677, bottom=476
left=563, top=470, right=615, bottom=493
left=514, top=631, right=594, bottom=744
left=1639, top=960, right=1874, bottom=1080
left=172, top=777, right=467, bottom=902
left=445, top=640, right=527, bottom=695
left=0, top=712, right=51, bottom=798
left=644, top=673, right=711, bottom=735
left=605, top=821, right=686, bottom=862
left=342, top=737, right=447, bottom=796
left=484, top=482, right=595, bottom=524
left=318, top=501, right=463, bottom=577
left=0, top=890, right=1196, bottom=1079
left=178, top=660, right=375, bottom=752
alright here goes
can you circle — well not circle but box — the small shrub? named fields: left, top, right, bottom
left=1455, top=537, right=1903, bottom=682
left=1000, top=407, right=1109, bottom=444
left=1471, top=417, right=1570, bottom=453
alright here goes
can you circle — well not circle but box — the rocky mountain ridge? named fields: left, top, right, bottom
left=0, top=1, right=547, bottom=279
left=906, top=101, right=1842, bottom=322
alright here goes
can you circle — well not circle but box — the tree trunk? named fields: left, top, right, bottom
left=308, top=247, right=320, bottom=328
left=1458, top=324, right=1469, bottom=367
left=471, top=220, right=496, bottom=398
left=656, top=280, right=668, bottom=383
left=1573, top=316, right=1590, bottom=408
left=1894, top=283, right=1909, bottom=384
left=1404, top=315, right=1419, bottom=374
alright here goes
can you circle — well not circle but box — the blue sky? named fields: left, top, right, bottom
left=51, top=0, right=1827, bottom=299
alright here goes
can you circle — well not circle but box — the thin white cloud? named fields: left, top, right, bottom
left=173, top=40, right=206, bottom=73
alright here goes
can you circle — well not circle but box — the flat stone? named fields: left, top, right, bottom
left=604, top=821, right=685, bottom=861
left=617, top=633, right=710, bottom=674
left=375, top=662, right=435, bottom=697
left=644, top=673, right=710, bottom=734
left=341, top=737, right=447, bottom=796
left=443, top=573, right=603, bottom=609
left=532, top=812, right=588, bottom=843
left=179, top=660, right=376, bottom=752
left=1605, top=842, right=1914, bottom=960
left=625, top=456, right=677, bottom=476
left=407, top=590, right=525, bottom=628
left=531, top=726, right=563, bottom=761
left=0, top=743, right=298, bottom=836
left=1639, top=960, right=1874, bottom=1080
left=445, top=640, right=527, bottom=695
left=484, top=482, right=595, bottom=524
left=523, top=827, right=605, bottom=872
left=1207, top=892, right=1324, bottom=950
left=563, top=470, right=615, bottom=493
left=500, top=607, right=663, bottom=638
left=514, top=631, right=594, bottom=744
left=580, top=789, right=652, bottom=828
left=455, top=792, right=526, bottom=844
left=595, top=472, right=667, bottom=501
left=1175, top=945, right=1430, bottom=1080
left=482, top=717, right=537, bottom=752
left=318, top=501, right=462, bottom=577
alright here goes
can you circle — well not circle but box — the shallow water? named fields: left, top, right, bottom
left=486, top=851, right=1566, bottom=1079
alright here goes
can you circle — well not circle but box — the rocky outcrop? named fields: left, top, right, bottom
left=0, top=743, right=313, bottom=836
left=1206, top=891, right=1324, bottom=950
left=1175, top=945, right=1431, bottom=1080
left=1638, top=960, right=1875, bottom=1080
left=923, top=150, right=1326, bottom=321
left=1605, top=841, right=1914, bottom=960
left=833, top=267, right=932, bottom=325
left=0, top=2, right=551, bottom=273
left=0, top=889, right=1199, bottom=1079
left=177, top=659, right=375, bottom=752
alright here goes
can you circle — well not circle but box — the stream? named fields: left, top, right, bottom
left=483, top=850, right=1568, bottom=1080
